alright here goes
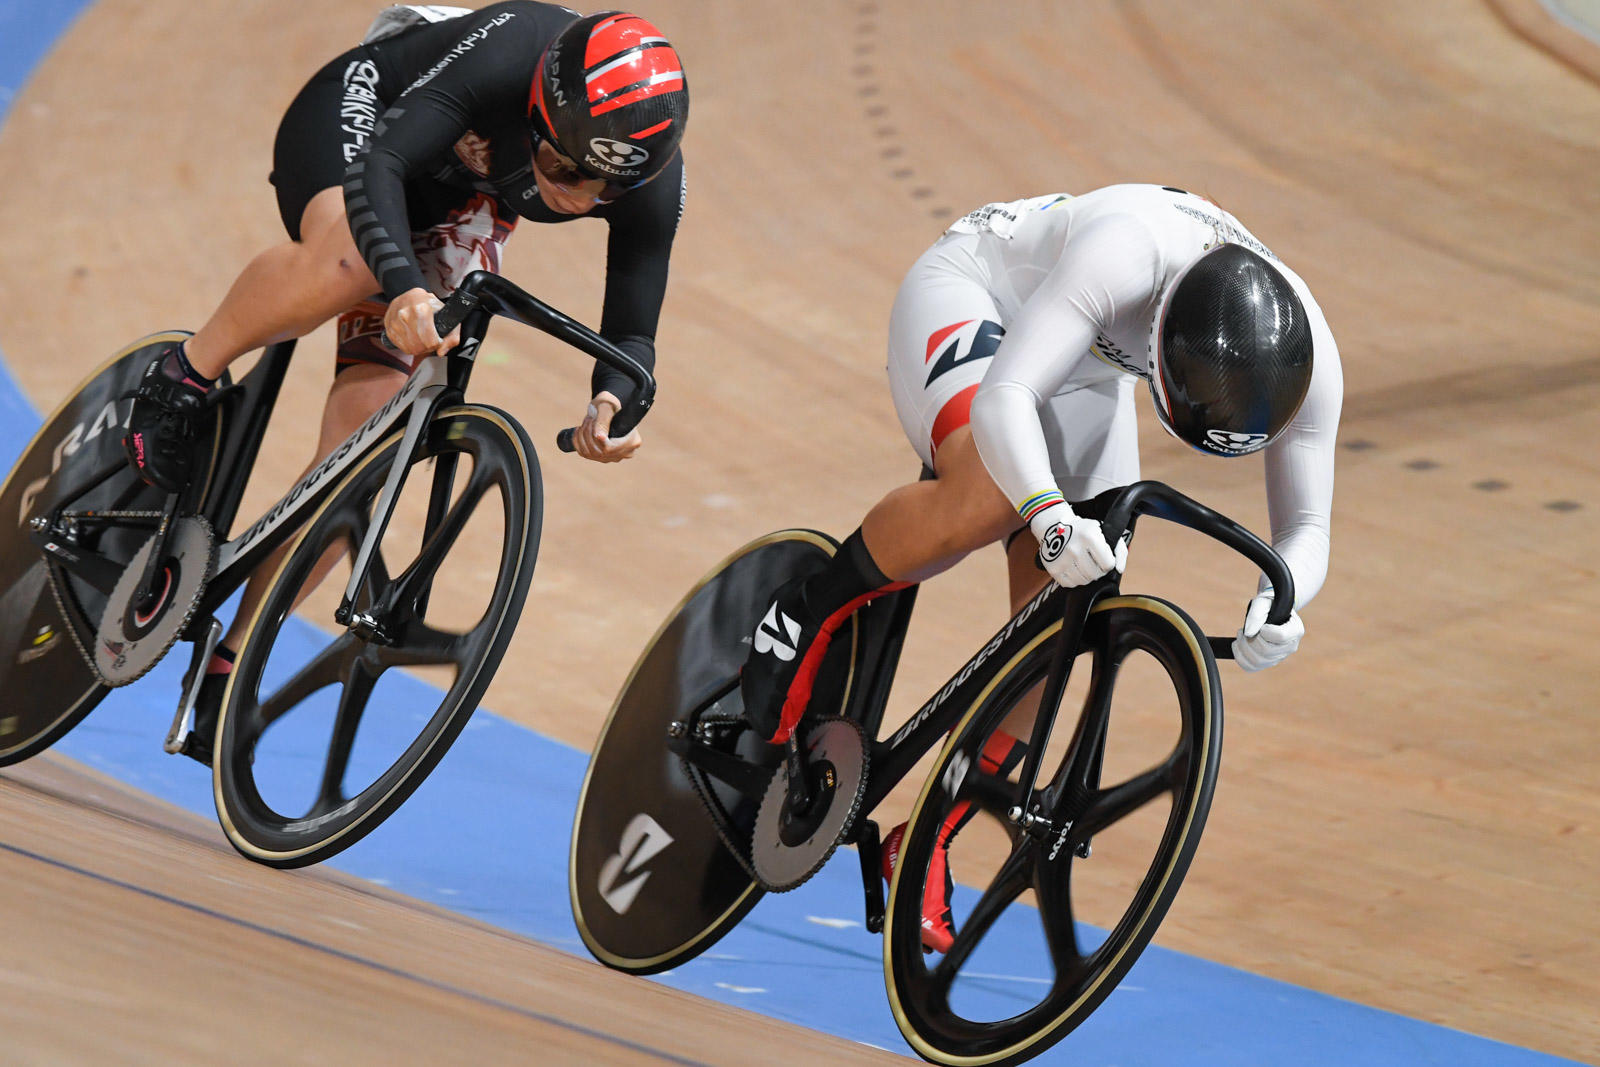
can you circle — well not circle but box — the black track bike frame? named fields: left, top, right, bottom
left=35, top=269, right=655, bottom=647
left=673, top=480, right=1295, bottom=924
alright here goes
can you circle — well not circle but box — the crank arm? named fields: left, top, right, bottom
left=132, top=494, right=183, bottom=614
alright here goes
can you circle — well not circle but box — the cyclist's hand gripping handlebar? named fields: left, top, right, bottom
left=378, top=297, right=470, bottom=354
left=1099, top=481, right=1295, bottom=658
left=378, top=271, right=656, bottom=453
left=555, top=391, right=650, bottom=454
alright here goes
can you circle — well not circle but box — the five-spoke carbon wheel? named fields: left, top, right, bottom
left=885, top=595, right=1222, bottom=1066
left=214, top=405, right=539, bottom=867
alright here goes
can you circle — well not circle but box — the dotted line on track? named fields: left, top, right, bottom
left=849, top=0, right=955, bottom=221
left=1342, top=439, right=1583, bottom=512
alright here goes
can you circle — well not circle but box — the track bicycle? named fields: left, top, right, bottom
left=0, top=269, right=653, bottom=868
left=571, top=480, right=1293, bottom=1065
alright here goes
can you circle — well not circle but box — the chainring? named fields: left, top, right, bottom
left=94, top=516, right=215, bottom=687
left=751, top=716, right=868, bottom=892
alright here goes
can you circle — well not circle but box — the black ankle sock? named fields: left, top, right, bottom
left=799, top=527, right=898, bottom=620
left=159, top=341, right=216, bottom=392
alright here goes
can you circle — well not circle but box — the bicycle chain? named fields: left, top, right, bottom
left=42, top=509, right=192, bottom=678
left=45, top=558, right=99, bottom=678
left=682, top=752, right=766, bottom=885
left=65, top=509, right=169, bottom=521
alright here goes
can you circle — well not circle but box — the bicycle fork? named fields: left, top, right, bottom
left=334, top=379, right=451, bottom=634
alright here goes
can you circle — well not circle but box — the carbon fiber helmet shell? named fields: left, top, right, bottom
left=1147, top=243, right=1313, bottom=457
left=531, top=11, right=688, bottom=187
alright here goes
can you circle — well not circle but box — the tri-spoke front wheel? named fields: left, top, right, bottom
left=214, top=405, right=540, bottom=868
left=884, top=596, right=1222, bottom=1066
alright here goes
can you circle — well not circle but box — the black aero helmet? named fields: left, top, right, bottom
left=531, top=11, right=688, bottom=191
left=1148, top=244, right=1313, bottom=457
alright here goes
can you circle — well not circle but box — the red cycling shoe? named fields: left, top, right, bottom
left=882, top=731, right=1027, bottom=954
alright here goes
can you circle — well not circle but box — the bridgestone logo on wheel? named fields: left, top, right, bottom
left=1039, top=522, right=1070, bottom=563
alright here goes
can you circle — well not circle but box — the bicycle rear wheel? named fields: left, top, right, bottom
left=0, top=333, right=226, bottom=765
left=884, top=595, right=1222, bottom=1066
left=212, top=404, right=539, bottom=867
left=570, top=529, right=860, bottom=974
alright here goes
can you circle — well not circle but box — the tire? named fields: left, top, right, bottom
left=884, top=596, right=1223, bottom=1066
left=212, top=404, right=540, bottom=868
left=0, top=333, right=227, bottom=765
left=570, top=529, right=861, bottom=974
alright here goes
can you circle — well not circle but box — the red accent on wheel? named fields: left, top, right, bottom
left=925, top=320, right=973, bottom=362
left=929, top=384, right=980, bottom=457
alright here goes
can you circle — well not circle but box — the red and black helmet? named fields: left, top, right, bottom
left=531, top=11, right=688, bottom=191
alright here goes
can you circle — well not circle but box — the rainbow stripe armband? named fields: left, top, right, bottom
left=1017, top=490, right=1066, bottom=525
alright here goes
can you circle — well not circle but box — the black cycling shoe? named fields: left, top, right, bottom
left=177, top=670, right=229, bottom=767
left=122, top=343, right=210, bottom=492
left=739, top=578, right=825, bottom=745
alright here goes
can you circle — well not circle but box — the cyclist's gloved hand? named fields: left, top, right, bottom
left=383, top=287, right=460, bottom=357
left=1232, top=590, right=1304, bottom=671
left=574, top=391, right=643, bottom=463
left=1031, top=502, right=1126, bottom=588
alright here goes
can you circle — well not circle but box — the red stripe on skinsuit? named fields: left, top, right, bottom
left=929, top=384, right=979, bottom=458
left=925, top=320, right=972, bottom=362
left=768, top=583, right=910, bottom=745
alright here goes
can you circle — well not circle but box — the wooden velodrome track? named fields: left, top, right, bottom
left=1, top=0, right=1597, bottom=1062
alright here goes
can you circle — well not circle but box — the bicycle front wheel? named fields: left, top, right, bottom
left=213, top=404, right=540, bottom=868
left=885, top=595, right=1222, bottom=1066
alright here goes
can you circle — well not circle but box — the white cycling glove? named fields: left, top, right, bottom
left=1233, top=591, right=1305, bottom=672
left=1030, top=502, right=1127, bottom=588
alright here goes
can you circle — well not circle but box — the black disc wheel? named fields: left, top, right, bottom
left=884, top=595, right=1222, bottom=1066
left=213, top=405, right=539, bottom=868
left=570, top=529, right=862, bottom=974
left=0, top=333, right=227, bottom=765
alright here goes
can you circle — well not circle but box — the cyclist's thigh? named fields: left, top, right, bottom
left=1039, top=374, right=1141, bottom=501
left=886, top=234, right=1003, bottom=470
left=271, top=44, right=383, bottom=242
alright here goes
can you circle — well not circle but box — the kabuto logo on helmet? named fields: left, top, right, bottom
left=1204, top=429, right=1270, bottom=453
left=1039, top=522, right=1071, bottom=563
left=590, top=137, right=649, bottom=169
left=533, top=12, right=688, bottom=186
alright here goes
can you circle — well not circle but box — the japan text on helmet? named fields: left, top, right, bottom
left=1147, top=243, right=1313, bottom=457
left=531, top=11, right=688, bottom=191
